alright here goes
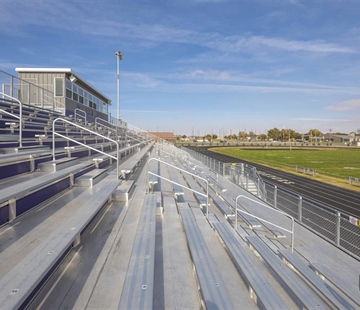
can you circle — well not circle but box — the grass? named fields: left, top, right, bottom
left=210, top=147, right=360, bottom=191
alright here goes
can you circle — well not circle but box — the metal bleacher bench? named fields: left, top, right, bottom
left=309, top=261, right=360, bottom=308
left=279, top=249, right=357, bottom=310
left=246, top=235, right=326, bottom=310
left=119, top=143, right=153, bottom=178
left=209, top=187, right=234, bottom=219
left=179, top=207, right=234, bottom=309
left=118, top=193, right=158, bottom=309
left=0, top=162, right=91, bottom=222
left=167, top=165, right=184, bottom=197
left=0, top=176, right=121, bottom=310
left=207, top=175, right=227, bottom=193
left=213, top=221, right=288, bottom=310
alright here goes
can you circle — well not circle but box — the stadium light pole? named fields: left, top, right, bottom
left=115, top=51, right=123, bottom=123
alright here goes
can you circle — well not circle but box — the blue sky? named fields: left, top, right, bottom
left=1, top=0, right=360, bottom=136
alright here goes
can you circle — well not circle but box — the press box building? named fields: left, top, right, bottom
left=15, top=68, right=111, bottom=122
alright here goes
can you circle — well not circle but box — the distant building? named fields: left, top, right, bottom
left=15, top=68, right=111, bottom=121
left=323, top=133, right=350, bottom=143
left=149, top=132, right=175, bottom=142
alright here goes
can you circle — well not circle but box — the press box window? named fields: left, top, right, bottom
left=54, top=77, right=64, bottom=97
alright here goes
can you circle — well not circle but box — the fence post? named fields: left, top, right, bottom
left=298, top=196, right=302, bottom=222
left=336, top=212, right=341, bottom=247
left=274, top=185, right=278, bottom=208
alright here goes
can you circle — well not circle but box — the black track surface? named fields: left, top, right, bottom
left=188, top=146, right=360, bottom=218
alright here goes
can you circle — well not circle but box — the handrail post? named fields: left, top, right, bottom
left=52, top=120, right=56, bottom=161
left=336, top=211, right=341, bottom=247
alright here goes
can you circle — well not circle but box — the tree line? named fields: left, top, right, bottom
left=179, top=128, right=345, bottom=142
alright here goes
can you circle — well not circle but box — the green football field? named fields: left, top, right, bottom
left=210, top=147, right=360, bottom=179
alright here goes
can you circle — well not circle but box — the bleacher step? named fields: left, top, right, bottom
left=113, top=180, right=135, bottom=203
left=279, top=249, right=357, bottom=310
left=38, top=157, right=80, bottom=172
left=0, top=177, right=121, bottom=310
left=75, top=169, right=108, bottom=187
left=0, top=145, right=49, bottom=154
left=246, top=235, right=327, bottom=310
left=0, top=134, right=19, bottom=142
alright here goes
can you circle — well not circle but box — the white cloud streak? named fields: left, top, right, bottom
left=0, top=1, right=356, bottom=55
left=327, top=99, right=360, bottom=111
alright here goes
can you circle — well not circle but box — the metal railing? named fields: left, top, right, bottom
left=0, top=70, right=64, bottom=112
left=182, top=147, right=360, bottom=260
left=235, top=195, right=295, bottom=252
left=52, top=117, right=120, bottom=179
left=265, top=183, right=360, bottom=259
left=182, top=147, right=266, bottom=199
left=147, top=157, right=210, bottom=218
left=74, top=108, right=86, bottom=124
left=0, top=93, right=23, bottom=147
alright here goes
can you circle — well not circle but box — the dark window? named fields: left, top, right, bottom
left=54, top=77, right=64, bottom=97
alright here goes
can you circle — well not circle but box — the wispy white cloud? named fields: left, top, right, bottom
left=0, top=1, right=356, bottom=56
left=170, top=69, right=355, bottom=90
left=327, top=99, right=360, bottom=111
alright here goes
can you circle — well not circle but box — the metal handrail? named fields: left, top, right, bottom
left=52, top=117, right=120, bottom=179
left=95, top=117, right=118, bottom=140
left=74, top=108, right=86, bottom=124
left=147, top=157, right=210, bottom=218
left=0, top=92, right=23, bottom=147
left=235, top=195, right=295, bottom=253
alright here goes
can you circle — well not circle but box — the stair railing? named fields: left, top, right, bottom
left=0, top=92, right=23, bottom=147
left=235, top=194, right=295, bottom=253
left=147, top=157, right=210, bottom=218
left=52, top=117, right=120, bottom=179
left=74, top=108, right=86, bottom=124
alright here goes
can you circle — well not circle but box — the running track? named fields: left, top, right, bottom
left=188, top=146, right=360, bottom=218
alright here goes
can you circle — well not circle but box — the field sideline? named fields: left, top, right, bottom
left=210, top=147, right=360, bottom=190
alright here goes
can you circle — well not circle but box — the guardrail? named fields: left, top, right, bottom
left=235, top=195, right=295, bottom=253
left=147, top=157, right=210, bottom=218
left=0, top=93, right=23, bottom=147
left=0, top=70, right=64, bottom=112
left=52, top=117, right=120, bottom=179
left=265, top=182, right=360, bottom=259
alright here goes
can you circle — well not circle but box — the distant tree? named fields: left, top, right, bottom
left=182, top=135, right=187, bottom=139
left=309, top=129, right=323, bottom=137
left=212, top=134, right=218, bottom=140
left=257, top=133, right=267, bottom=140
left=237, top=131, right=247, bottom=140
left=267, top=128, right=281, bottom=140
left=205, top=134, right=212, bottom=141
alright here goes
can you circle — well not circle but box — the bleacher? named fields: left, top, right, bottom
left=1, top=95, right=360, bottom=310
